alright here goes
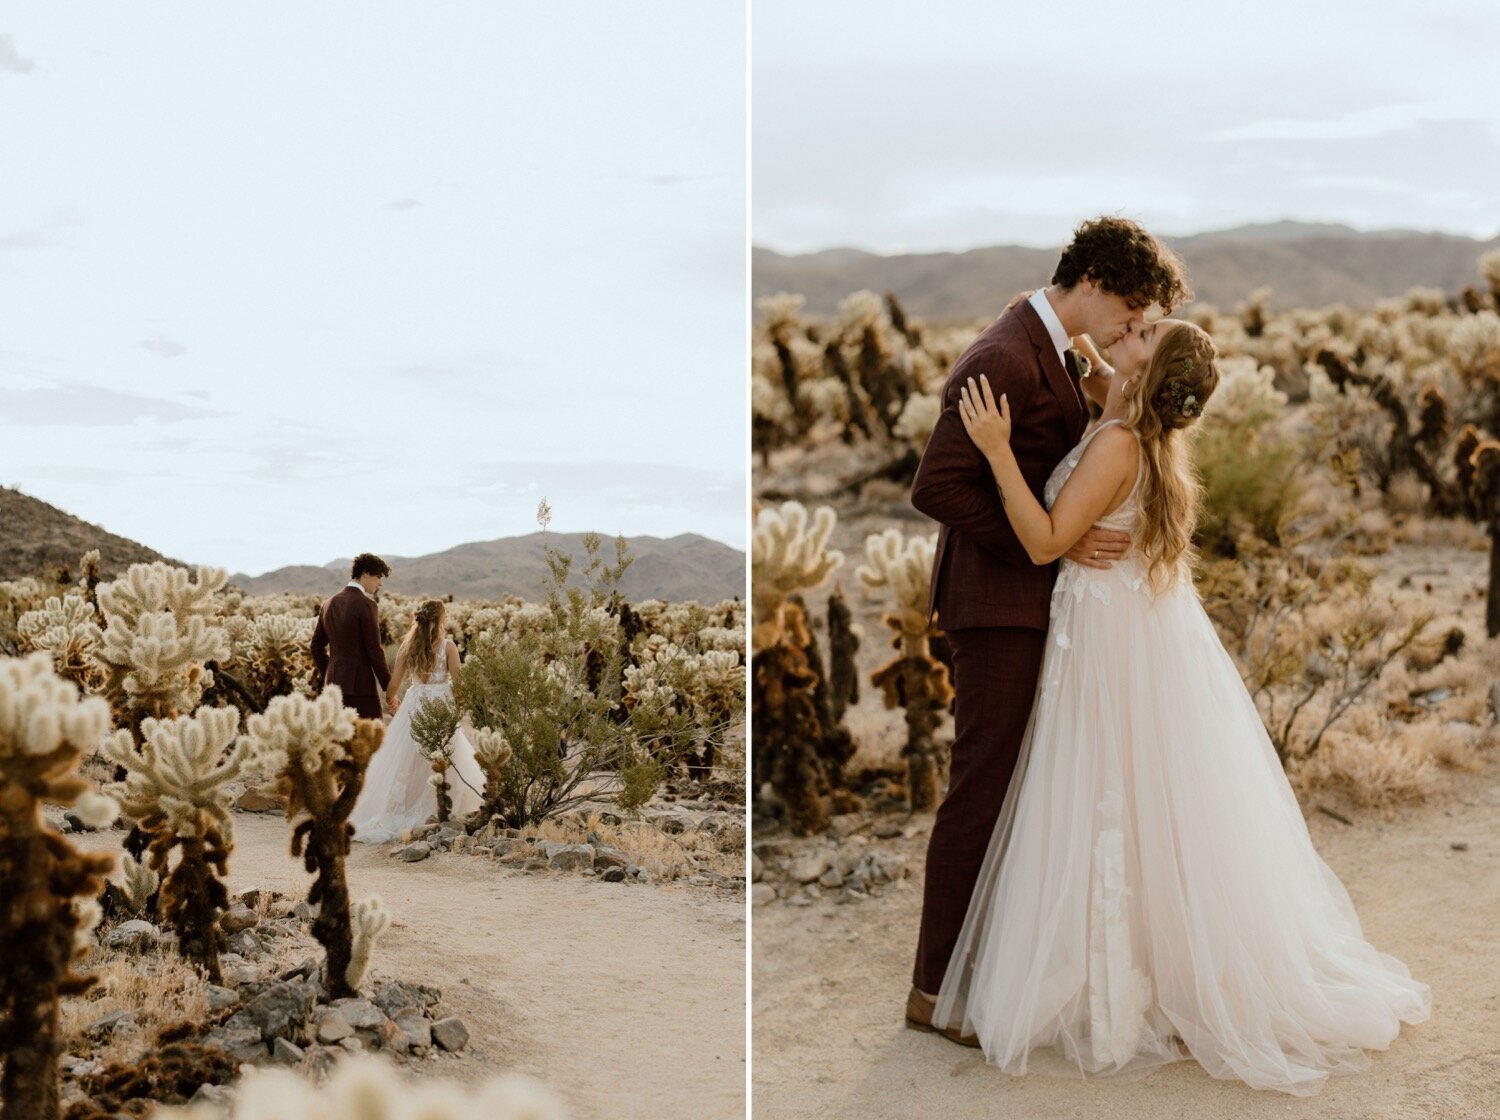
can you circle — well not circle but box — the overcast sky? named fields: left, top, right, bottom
left=753, top=0, right=1500, bottom=253
left=1, top=4, right=745, bottom=574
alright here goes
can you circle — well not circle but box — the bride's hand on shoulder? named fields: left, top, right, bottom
left=958, top=374, right=1012, bottom=458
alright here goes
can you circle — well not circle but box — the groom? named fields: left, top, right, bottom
left=311, top=552, right=393, bottom=721
left=905, top=217, right=1191, bottom=1040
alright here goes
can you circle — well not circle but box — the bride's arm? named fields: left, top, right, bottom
left=386, top=650, right=406, bottom=712
left=959, top=374, right=1137, bottom=565
left=446, top=640, right=461, bottom=678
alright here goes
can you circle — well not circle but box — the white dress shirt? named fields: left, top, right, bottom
left=346, top=579, right=371, bottom=599
left=1028, top=287, right=1072, bottom=368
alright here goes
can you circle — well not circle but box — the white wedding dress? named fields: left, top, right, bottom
left=933, top=419, right=1431, bottom=1096
left=350, top=637, right=485, bottom=843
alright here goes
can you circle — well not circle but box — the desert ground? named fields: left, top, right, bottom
left=752, top=496, right=1498, bottom=1118
left=74, top=815, right=746, bottom=1120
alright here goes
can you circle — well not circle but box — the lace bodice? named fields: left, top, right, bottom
left=1043, top=419, right=1141, bottom=533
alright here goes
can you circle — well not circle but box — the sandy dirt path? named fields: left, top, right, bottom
left=80, top=814, right=746, bottom=1120
left=752, top=758, right=1500, bottom=1119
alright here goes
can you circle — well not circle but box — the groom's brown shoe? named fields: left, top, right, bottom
left=904, top=986, right=980, bottom=1048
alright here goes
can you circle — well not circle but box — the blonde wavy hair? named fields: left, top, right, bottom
left=397, top=599, right=447, bottom=682
left=1122, top=321, right=1220, bottom=591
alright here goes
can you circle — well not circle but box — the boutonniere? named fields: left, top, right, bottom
left=1067, top=347, right=1093, bottom=379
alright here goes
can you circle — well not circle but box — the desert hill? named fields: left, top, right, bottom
left=0, top=487, right=179, bottom=580
left=231, top=532, right=745, bottom=605
left=0, top=487, right=744, bottom=604
left=753, top=221, right=1500, bottom=320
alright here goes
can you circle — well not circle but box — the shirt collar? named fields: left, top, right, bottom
left=346, top=579, right=371, bottom=598
left=1028, top=287, right=1072, bottom=366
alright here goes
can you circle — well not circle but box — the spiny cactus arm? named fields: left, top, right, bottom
left=855, top=529, right=939, bottom=624
left=751, top=502, right=844, bottom=625
left=345, top=895, right=391, bottom=991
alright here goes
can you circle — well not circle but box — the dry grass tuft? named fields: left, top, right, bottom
left=59, top=944, right=213, bottom=1067
left=530, top=811, right=743, bottom=882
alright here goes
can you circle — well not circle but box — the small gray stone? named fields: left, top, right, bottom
left=522, top=857, right=548, bottom=871
left=789, top=853, right=829, bottom=883
left=338, top=1036, right=365, bottom=1053
left=205, top=984, right=240, bottom=1011
left=103, top=919, right=158, bottom=952
left=226, top=929, right=265, bottom=958
left=751, top=883, right=776, bottom=907
left=873, top=821, right=904, bottom=839
left=190, top=1083, right=234, bottom=1108
left=548, top=844, right=595, bottom=871
left=272, top=1037, right=306, bottom=1064
left=293, top=900, right=317, bottom=922
left=430, top=1017, right=469, bottom=1052
left=1452, top=841, right=1470, bottom=851
left=491, top=838, right=529, bottom=856
left=243, top=979, right=316, bottom=1041
left=303, top=1044, right=339, bottom=1080
left=751, top=853, right=764, bottom=882
left=601, top=866, right=627, bottom=883
left=209, top=1025, right=267, bottom=1061
left=86, top=1010, right=135, bottom=1039
left=818, top=867, right=844, bottom=889
left=377, top=1019, right=411, bottom=1053
left=373, top=980, right=442, bottom=1019
left=316, top=1009, right=353, bottom=1043
left=279, top=956, right=319, bottom=982
left=400, top=841, right=433, bottom=863
left=334, top=998, right=386, bottom=1030
left=394, top=1013, right=431, bottom=1049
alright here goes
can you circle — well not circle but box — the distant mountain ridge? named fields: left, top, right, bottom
left=231, top=532, right=745, bottom=604
left=754, top=221, right=1500, bottom=320
left=0, top=486, right=178, bottom=580
left=0, top=488, right=743, bottom=605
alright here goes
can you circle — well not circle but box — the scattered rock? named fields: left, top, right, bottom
left=272, top=1037, right=305, bottom=1064
left=236, top=785, right=286, bottom=813
left=378, top=1019, right=411, bottom=1054
left=522, top=858, right=548, bottom=871
left=601, top=866, right=627, bottom=883
left=205, top=984, right=240, bottom=1012
left=63, top=810, right=96, bottom=833
left=303, top=1044, right=339, bottom=1080
left=751, top=853, right=764, bottom=881
left=547, top=844, right=595, bottom=872
left=592, top=846, right=629, bottom=870
left=431, top=1017, right=470, bottom=1052
left=335, top=998, right=386, bottom=1030
left=873, top=821, right=904, bottom=839
left=190, top=1084, right=235, bottom=1108
left=1452, top=841, right=1470, bottom=851
left=103, top=919, right=159, bottom=952
left=221, top=906, right=260, bottom=933
left=751, top=883, right=776, bottom=907
left=293, top=900, right=317, bottom=922
left=338, top=1036, right=364, bottom=1054
left=400, top=841, right=433, bottom=863
left=396, top=1013, right=432, bottom=1049
left=279, top=956, right=319, bottom=982
left=818, top=867, right=844, bottom=889
left=86, top=1010, right=136, bottom=1039
left=373, top=980, right=442, bottom=1019
left=209, top=1024, right=267, bottom=1062
left=491, top=838, right=530, bottom=856
left=451, top=835, right=475, bottom=854
left=243, top=979, right=316, bottom=1041
left=226, top=929, right=265, bottom=958
left=316, top=1008, right=353, bottom=1043
left=789, top=853, right=830, bottom=884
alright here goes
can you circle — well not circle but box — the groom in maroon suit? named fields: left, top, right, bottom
left=311, top=552, right=393, bottom=721
left=905, top=218, right=1191, bottom=1041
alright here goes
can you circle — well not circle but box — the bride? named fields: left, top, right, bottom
left=350, top=598, right=485, bottom=843
left=933, top=318, right=1431, bottom=1095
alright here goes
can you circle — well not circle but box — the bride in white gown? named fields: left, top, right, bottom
left=350, top=599, right=484, bottom=843
left=933, top=318, right=1431, bottom=1095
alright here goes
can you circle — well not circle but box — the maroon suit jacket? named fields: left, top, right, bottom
left=911, top=299, right=1089, bottom=632
left=310, top=585, right=392, bottom=702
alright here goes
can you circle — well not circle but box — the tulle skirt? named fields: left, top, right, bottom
left=933, top=557, right=1432, bottom=1096
left=349, top=681, right=485, bottom=844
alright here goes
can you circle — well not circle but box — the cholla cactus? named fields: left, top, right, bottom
left=0, top=653, right=119, bottom=1120
left=752, top=502, right=843, bottom=652
left=227, top=612, right=317, bottom=708
left=94, top=564, right=230, bottom=734
left=893, top=392, right=940, bottom=448
left=346, top=896, right=391, bottom=992
left=156, top=1053, right=566, bottom=1120
left=410, top=696, right=460, bottom=823
left=238, top=689, right=385, bottom=999
left=105, top=705, right=245, bottom=980
left=751, top=502, right=848, bottom=834
left=856, top=530, right=953, bottom=811
left=471, top=727, right=514, bottom=822
left=112, top=851, right=159, bottom=916
left=17, top=594, right=104, bottom=693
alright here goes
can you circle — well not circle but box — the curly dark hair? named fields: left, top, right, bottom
left=350, top=552, right=390, bottom=579
left=1051, top=216, right=1192, bottom=312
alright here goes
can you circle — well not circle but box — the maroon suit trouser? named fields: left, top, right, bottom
left=912, top=625, right=1047, bottom=993
left=342, top=691, right=383, bottom=721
